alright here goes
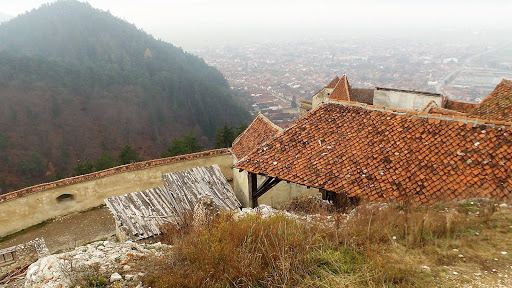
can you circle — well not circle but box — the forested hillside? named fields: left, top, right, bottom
left=0, top=1, right=249, bottom=193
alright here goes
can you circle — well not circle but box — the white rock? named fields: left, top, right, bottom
left=501, top=251, right=508, bottom=255
left=110, top=273, right=123, bottom=282
left=458, top=254, right=464, bottom=258
left=125, top=274, right=136, bottom=281
left=421, top=265, right=431, bottom=272
left=499, top=203, right=508, bottom=208
left=453, top=271, right=458, bottom=275
left=123, top=265, right=131, bottom=271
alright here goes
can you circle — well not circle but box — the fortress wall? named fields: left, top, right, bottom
left=0, top=150, right=233, bottom=238
left=374, top=89, right=443, bottom=111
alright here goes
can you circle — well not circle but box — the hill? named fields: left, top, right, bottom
left=0, top=1, right=249, bottom=193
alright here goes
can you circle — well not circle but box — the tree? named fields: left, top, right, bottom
left=162, top=132, right=203, bottom=158
left=95, top=151, right=117, bottom=171
left=0, top=131, right=8, bottom=152
left=236, top=122, right=248, bottom=136
left=19, top=152, right=45, bottom=179
left=73, top=158, right=94, bottom=176
left=214, top=123, right=235, bottom=148
left=119, top=145, right=142, bottom=164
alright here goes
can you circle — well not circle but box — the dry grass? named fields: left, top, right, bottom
left=143, top=199, right=512, bottom=288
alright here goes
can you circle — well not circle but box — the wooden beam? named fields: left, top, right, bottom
left=320, top=189, right=327, bottom=200
left=248, top=172, right=258, bottom=208
left=253, top=177, right=281, bottom=199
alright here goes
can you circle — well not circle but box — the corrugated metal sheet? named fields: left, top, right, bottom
left=105, top=165, right=241, bottom=240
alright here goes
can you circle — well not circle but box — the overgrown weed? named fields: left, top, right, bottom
left=143, top=198, right=509, bottom=287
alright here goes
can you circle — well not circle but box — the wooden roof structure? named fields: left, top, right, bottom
left=105, top=165, right=241, bottom=240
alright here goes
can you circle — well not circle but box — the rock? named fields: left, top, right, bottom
left=421, top=265, right=431, bottom=272
left=458, top=254, right=464, bottom=258
left=501, top=251, right=508, bottom=255
left=499, top=203, right=508, bottom=208
left=23, top=240, right=171, bottom=287
left=125, top=274, right=136, bottom=281
left=110, top=273, right=123, bottom=282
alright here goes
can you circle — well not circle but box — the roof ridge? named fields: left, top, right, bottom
left=325, top=75, right=340, bottom=89
left=327, top=99, right=512, bottom=127
left=342, top=74, right=351, bottom=101
left=421, top=100, right=438, bottom=113
left=328, top=74, right=351, bottom=101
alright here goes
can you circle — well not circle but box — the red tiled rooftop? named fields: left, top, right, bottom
left=469, top=79, right=512, bottom=121
left=325, top=76, right=340, bottom=89
left=445, top=99, right=478, bottom=113
left=422, top=100, right=466, bottom=116
left=329, top=75, right=351, bottom=101
left=236, top=102, right=512, bottom=204
left=230, top=113, right=283, bottom=160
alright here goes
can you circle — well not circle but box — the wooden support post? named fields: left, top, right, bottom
left=248, top=172, right=258, bottom=208
left=320, top=189, right=327, bottom=200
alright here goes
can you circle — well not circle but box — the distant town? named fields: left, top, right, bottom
left=196, top=36, right=512, bottom=127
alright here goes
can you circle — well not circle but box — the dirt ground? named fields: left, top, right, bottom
left=0, top=206, right=115, bottom=253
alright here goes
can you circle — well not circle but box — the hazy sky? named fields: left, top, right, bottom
left=2, top=0, right=512, bottom=49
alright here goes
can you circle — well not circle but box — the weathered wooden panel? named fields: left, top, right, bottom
left=105, top=165, right=241, bottom=240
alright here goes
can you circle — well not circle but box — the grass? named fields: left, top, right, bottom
left=142, top=199, right=512, bottom=288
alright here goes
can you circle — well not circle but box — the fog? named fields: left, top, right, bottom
left=2, top=0, right=512, bottom=49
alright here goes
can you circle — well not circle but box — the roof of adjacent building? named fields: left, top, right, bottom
left=469, top=79, right=512, bottom=121
left=329, top=75, right=351, bottom=101
left=351, top=88, right=374, bottom=105
left=105, top=165, right=241, bottom=240
left=422, top=100, right=466, bottom=116
left=230, top=113, right=283, bottom=160
left=236, top=101, right=512, bottom=204
left=326, top=76, right=340, bottom=89
left=445, top=99, right=478, bottom=114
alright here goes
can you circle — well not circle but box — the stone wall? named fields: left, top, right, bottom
left=0, top=150, right=233, bottom=238
left=373, top=88, right=443, bottom=111
left=0, top=238, right=49, bottom=281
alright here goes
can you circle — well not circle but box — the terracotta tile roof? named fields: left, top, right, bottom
left=0, top=149, right=231, bottom=203
left=351, top=88, right=374, bottom=105
left=329, top=75, right=351, bottom=101
left=445, top=99, right=478, bottom=113
left=469, top=79, right=512, bottom=121
left=230, top=113, right=283, bottom=160
left=236, top=102, right=512, bottom=205
left=422, top=100, right=466, bottom=116
left=325, top=76, right=340, bottom=89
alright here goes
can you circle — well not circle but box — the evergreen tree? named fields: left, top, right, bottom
left=119, top=145, right=142, bottom=164
left=182, top=132, right=202, bottom=153
left=73, top=158, right=94, bottom=176
left=236, top=122, right=248, bottom=136
left=214, top=124, right=235, bottom=148
left=0, top=131, right=8, bottom=152
left=19, top=152, right=45, bottom=179
left=162, top=132, right=203, bottom=157
left=95, top=151, right=117, bottom=171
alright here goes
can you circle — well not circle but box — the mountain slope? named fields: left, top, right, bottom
left=0, top=1, right=249, bottom=193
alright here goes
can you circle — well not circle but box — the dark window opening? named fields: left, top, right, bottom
left=56, top=194, right=74, bottom=202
